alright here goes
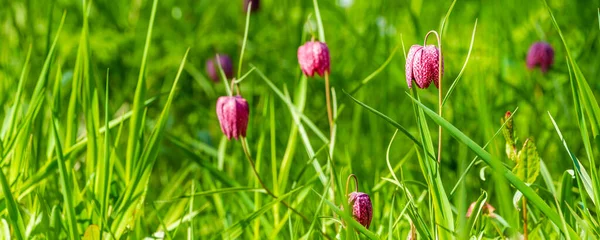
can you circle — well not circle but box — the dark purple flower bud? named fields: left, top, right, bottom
left=216, top=96, right=249, bottom=140
left=348, top=192, right=373, bottom=229
left=405, top=44, right=443, bottom=89
left=526, top=41, right=554, bottom=74
left=206, top=54, right=234, bottom=82
left=243, top=0, right=259, bottom=12
left=297, top=40, right=330, bottom=77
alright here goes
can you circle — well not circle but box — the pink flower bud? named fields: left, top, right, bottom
left=297, top=40, right=330, bottom=77
left=243, top=0, right=259, bottom=12
left=348, top=192, right=373, bottom=229
left=466, top=201, right=496, bottom=218
left=206, top=54, right=234, bottom=82
left=216, top=96, right=249, bottom=140
left=405, top=44, right=443, bottom=89
left=526, top=41, right=554, bottom=74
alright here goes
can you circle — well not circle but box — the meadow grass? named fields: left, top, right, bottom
left=0, top=0, right=599, bottom=239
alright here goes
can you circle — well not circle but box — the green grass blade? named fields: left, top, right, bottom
left=450, top=107, right=518, bottom=197
left=237, top=2, right=252, bottom=79
left=442, top=19, right=477, bottom=106
left=543, top=1, right=600, bottom=216
left=440, top=0, right=457, bottom=35
left=387, top=193, right=396, bottom=240
left=547, top=112, right=596, bottom=205
left=564, top=58, right=600, bottom=210
left=410, top=87, right=454, bottom=238
left=50, top=116, right=80, bottom=240
left=253, top=66, right=328, bottom=186
left=0, top=161, right=26, bottom=240
left=311, top=0, right=326, bottom=42
left=126, top=0, right=159, bottom=181
left=220, top=186, right=307, bottom=238
left=303, top=182, right=329, bottom=239
left=98, top=70, right=112, bottom=238
left=462, top=191, right=488, bottom=239
left=157, top=187, right=266, bottom=203
left=113, top=48, right=189, bottom=237
left=343, top=90, right=436, bottom=161
left=407, top=93, right=579, bottom=238
left=347, top=45, right=400, bottom=96
left=2, top=44, right=32, bottom=140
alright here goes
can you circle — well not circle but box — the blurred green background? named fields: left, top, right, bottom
left=1, top=0, right=599, bottom=238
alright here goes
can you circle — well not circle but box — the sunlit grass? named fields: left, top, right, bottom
left=0, top=0, right=599, bottom=239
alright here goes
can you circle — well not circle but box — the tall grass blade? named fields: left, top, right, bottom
left=126, top=0, right=159, bottom=181
left=0, top=159, right=26, bottom=240
left=407, top=93, right=579, bottom=238
left=50, top=116, right=80, bottom=240
left=543, top=0, right=600, bottom=218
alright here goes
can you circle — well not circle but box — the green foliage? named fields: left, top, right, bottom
left=513, top=139, right=540, bottom=184
left=0, top=0, right=599, bottom=239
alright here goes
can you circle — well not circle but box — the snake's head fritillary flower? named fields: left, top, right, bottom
left=405, top=44, right=443, bottom=89
left=216, top=96, right=249, bottom=140
left=297, top=40, right=330, bottom=77
left=348, top=192, right=373, bottom=229
left=526, top=41, right=554, bottom=74
left=206, top=54, right=234, bottom=82
left=466, top=201, right=496, bottom=218
left=243, top=0, right=259, bottom=12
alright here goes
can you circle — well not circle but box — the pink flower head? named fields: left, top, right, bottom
left=466, top=201, right=496, bottom=218
left=206, top=54, right=234, bottom=82
left=405, top=44, right=443, bottom=89
left=216, top=96, right=249, bottom=140
left=243, top=0, right=259, bottom=12
left=348, top=192, right=373, bottom=229
left=297, top=40, right=330, bottom=77
left=526, top=41, right=554, bottom=74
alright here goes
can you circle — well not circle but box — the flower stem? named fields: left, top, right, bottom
left=325, top=73, right=334, bottom=139
left=424, top=30, right=443, bottom=164
left=240, top=138, right=332, bottom=239
left=345, top=174, right=358, bottom=196
left=216, top=54, right=233, bottom=96
left=241, top=138, right=275, bottom=197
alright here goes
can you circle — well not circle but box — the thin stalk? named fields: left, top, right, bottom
left=216, top=54, right=233, bottom=96
left=237, top=1, right=252, bottom=79
left=523, top=197, right=528, bottom=240
left=240, top=138, right=332, bottom=240
left=241, top=138, right=275, bottom=197
left=424, top=30, right=443, bottom=164
left=324, top=73, right=334, bottom=139
left=345, top=174, right=358, bottom=196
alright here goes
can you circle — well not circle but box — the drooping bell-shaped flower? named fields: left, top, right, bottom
left=297, top=40, right=330, bottom=77
left=348, top=192, right=373, bottom=229
left=405, top=44, right=443, bottom=89
left=243, top=0, right=259, bottom=12
left=216, top=96, right=249, bottom=140
left=206, top=54, right=234, bottom=82
left=526, top=41, right=554, bottom=74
